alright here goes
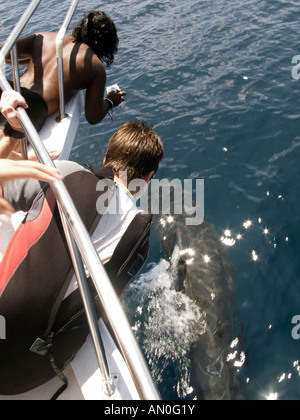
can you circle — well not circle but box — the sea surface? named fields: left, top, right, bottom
left=1, top=0, right=300, bottom=400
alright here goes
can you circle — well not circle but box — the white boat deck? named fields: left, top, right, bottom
left=38, top=91, right=84, bottom=160
left=0, top=320, right=140, bottom=401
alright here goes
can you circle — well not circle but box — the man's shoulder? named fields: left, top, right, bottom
left=73, top=42, right=105, bottom=73
left=33, top=31, right=59, bottom=40
left=55, top=160, right=88, bottom=178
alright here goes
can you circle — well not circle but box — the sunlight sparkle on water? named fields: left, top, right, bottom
left=221, top=229, right=236, bottom=247
left=266, top=392, right=278, bottom=401
left=204, top=255, right=210, bottom=264
left=243, top=220, right=252, bottom=229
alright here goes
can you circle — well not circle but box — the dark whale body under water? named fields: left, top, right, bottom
left=151, top=214, right=244, bottom=400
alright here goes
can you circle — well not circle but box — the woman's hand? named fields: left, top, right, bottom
left=0, top=90, right=28, bottom=133
left=0, top=196, right=14, bottom=215
left=0, top=159, right=61, bottom=185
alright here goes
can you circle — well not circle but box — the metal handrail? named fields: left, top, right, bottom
left=0, top=0, right=42, bottom=64
left=10, top=45, right=28, bottom=160
left=56, top=1, right=113, bottom=396
left=59, top=207, right=114, bottom=397
left=0, top=0, right=160, bottom=401
left=3, top=0, right=114, bottom=392
left=1, top=0, right=114, bottom=396
left=0, top=0, right=40, bottom=165
left=54, top=0, right=113, bottom=396
left=56, top=0, right=79, bottom=121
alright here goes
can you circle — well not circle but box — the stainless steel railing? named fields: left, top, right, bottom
left=0, top=0, right=160, bottom=401
left=56, top=0, right=79, bottom=121
left=10, top=45, right=28, bottom=160
left=1, top=0, right=114, bottom=397
left=55, top=0, right=115, bottom=397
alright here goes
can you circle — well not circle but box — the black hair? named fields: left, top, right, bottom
left=72, top=11, right=119, bottom=68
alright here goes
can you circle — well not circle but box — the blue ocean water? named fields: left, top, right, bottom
left=1, top=0, right=300, bottom=400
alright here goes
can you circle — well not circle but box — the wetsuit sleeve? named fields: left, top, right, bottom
left=2, top=161, right=87, bottom=212
left=2, top=178, right=46, bottom=213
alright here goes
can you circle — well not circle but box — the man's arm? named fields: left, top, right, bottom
left=85, top=59, right=126, bottom=125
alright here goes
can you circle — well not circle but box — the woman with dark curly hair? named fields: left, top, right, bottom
left=72, top=11, right=119, bottom=68
left=0, top=11, right=126, bottom=159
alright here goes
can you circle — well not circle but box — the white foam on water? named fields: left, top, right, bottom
left=123, top=246, right=206, bottom=398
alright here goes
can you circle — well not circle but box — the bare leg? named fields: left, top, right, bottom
left=0, top=132, right=21, bottom=159
left=0, top=133, right=60, bottom=161
left=9, top=148, right=61, bottom=162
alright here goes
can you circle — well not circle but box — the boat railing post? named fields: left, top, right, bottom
left=0, top=0, right=41, bottom=163
left=10, top=45, right=21, bottom=93
left=0, top=0, right=42, bottom=68
left=0, top=0, right=115, bottom=397
left=55, top=3, right=116, bottom=394
left=56, top=0, right=79, bottom=122
left=0, top=0, right=114, bottom=395
left=59, top=207, right=114, bottom=397
left=10, top=45, right=28, bottom=160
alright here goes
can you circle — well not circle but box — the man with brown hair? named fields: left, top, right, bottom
left=0, top=10, right=126, bottom=159
left=0, top=90, right=164, bottom=295
left=104, top=120, right=163, bottom=183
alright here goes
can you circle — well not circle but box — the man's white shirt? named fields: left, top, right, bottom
left=65, top=180, right=139, bottom=298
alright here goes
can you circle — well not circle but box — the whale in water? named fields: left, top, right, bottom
left=151, top=213, right=244, bottom=400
